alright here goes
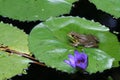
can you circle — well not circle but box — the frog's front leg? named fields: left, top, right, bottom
left=71, top=41, right=80, bottom=47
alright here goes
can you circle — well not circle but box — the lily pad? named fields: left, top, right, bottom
left=90, top=0, right=120, bottom=18
left=0, top=51, right=31, bottom=80
left=0, top=22, right=32, bottom=79
left=0, top=0, right=77, bottom=21
left=29, top=17, right=120, bottom=73
left=0, top=22, right=29, bottom=53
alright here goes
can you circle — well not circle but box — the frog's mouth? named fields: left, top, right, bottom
left=67, top=31, right=99, bottom=48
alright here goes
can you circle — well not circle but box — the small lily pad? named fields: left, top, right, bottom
left=0, top=22, right=29, bottom=54
left=0, top=51, right=31, bottom=80
left=29, top=17, right=120, bottom=73
left=90, top=0, right=120, bottom=18
left=0, top=22, right=32, bottom=79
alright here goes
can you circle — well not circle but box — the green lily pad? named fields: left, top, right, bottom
left=0, top=22, right=29, bottom=54
left=0, top=51, right=31, bottom=80
left=90, top=0, right=120, bottom=18
left=29, top=17, right=120, bottom=73
left=0, top=22, right=32, bottom=79
left=0, top=0, right=77, bottom=21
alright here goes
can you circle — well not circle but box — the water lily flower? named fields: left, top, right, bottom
left=64, top=50, right=88, bottom=70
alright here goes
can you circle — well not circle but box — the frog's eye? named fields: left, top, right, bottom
left=71, top=34, right=75, bottom=37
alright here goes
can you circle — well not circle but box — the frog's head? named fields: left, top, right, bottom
left=68, top=32, right=77, bottom=40
left=68, top=32, right=79, bottom=39
left=68, top=32, right=74, bottom=39
left=67, top=32, right=80, bottom=46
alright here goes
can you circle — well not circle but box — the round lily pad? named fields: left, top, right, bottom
left=0, top=0, right=77, bottom=21
left=29, top=17, right=120, bottom=73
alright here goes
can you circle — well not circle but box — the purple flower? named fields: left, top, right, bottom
left=64, top=50, right=88, bottom=70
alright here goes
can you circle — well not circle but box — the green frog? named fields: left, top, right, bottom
left=68, top=32, right=99, bottom=48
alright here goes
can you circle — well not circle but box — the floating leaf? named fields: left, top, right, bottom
left=0, top=51, right=31, bottom=80
left=90, top=0, right=120, bottom=18
left=0, top=0, right=77, bottom=21
left=0, top=22, right=29, bottom=54
left=29, top=17, right=120, bottom=73
left=0, top=22, right=31, bottom=79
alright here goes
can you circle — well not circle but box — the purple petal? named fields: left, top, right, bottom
left=74, top=50, right=83, bottom=59
left=74, top=50, right=88, bottom=70
left=77, top=62, right=87, bottom=70
left=64, top=60, right=71, bottom=65
left=68, top=54, right=76, bottom=68
left=76, top=54, right=88, bottom=69
left=74, top=50, right=80, bottom=57
left=80, top=53, right=88, bottom=63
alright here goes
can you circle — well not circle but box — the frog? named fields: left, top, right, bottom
left=68, top=32, right=99, bottom=48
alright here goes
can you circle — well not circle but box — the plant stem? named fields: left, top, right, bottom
left=0, top=45, right=45, bottom=66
